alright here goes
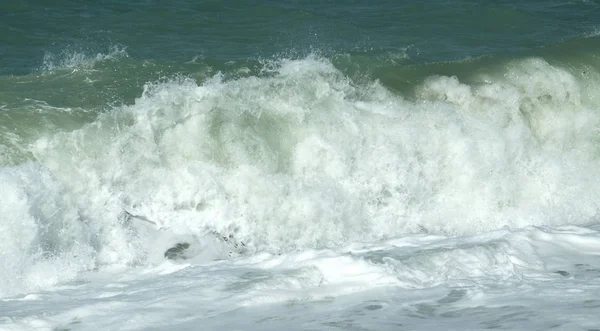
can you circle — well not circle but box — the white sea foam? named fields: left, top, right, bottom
left=3, top=226, right=600, bottom=330
left=585, top=27, right=600, bottom=38
left=40, top=46, right=128, bottom=72
left=0, top=164, right=96, bottom=297
left=2, top=55, right=600, bottom=312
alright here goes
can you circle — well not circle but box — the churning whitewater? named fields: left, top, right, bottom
left=2, top=1, right=600, bottom=328
left=2, top=53, right=600, bottom=290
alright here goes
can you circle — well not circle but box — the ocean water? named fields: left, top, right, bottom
left=2, top=1, right=600, bottom=330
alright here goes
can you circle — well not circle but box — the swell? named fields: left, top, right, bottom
left=345, top=35, right=600, bottom=96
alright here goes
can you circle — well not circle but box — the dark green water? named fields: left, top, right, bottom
left=2, top=1, right=599, bottom=72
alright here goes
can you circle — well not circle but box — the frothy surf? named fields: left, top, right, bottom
left=1, top=54, right=600, bottom=300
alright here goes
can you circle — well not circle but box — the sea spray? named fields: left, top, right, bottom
left=2, top=54, right=600, bottom=298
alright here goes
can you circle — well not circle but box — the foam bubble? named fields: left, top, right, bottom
left=0, top=164, right=96, bottom=297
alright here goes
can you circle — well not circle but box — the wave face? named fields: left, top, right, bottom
left=2, top=50, right=600, bottom=296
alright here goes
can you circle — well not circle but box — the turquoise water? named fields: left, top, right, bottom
left=2, top=1, right=599, bottom=91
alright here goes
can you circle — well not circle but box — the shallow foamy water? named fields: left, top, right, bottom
left=3, top=225, right=600, bottom=330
